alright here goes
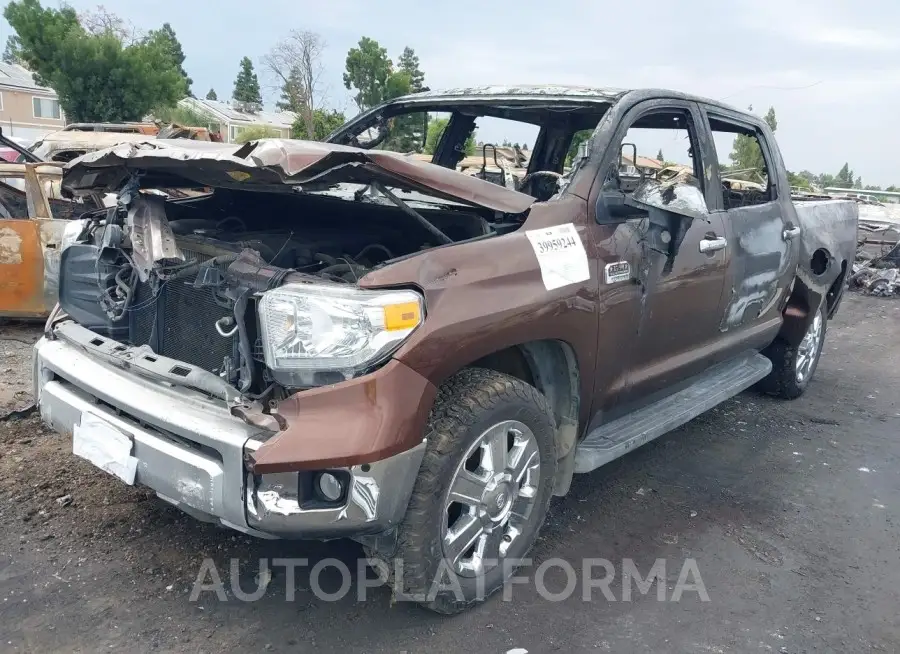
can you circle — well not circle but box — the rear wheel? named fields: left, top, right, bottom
left=369, top=368, right=557, bottom=614
left=758, top=305, right=827, bottom=399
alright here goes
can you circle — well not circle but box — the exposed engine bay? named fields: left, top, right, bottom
left=58, top=179, right=514, bottom=401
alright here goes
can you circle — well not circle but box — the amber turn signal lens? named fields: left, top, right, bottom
left=383, top=301, right=421, bottom=331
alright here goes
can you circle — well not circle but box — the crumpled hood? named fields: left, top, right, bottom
left=62, top=138, right=536, bottom=214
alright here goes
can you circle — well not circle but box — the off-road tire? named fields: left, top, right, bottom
left=366, top=368, right=558, bottom=614
left=757, top=305, right=827, bottom=399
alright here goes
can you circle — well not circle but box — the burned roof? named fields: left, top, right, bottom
left=398, top=85, right=627, bottom=103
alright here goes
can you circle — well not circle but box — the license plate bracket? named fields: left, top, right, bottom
left=73, top=412, right=138, bottom=485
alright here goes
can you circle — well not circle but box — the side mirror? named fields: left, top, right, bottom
left=597, top=186, right=648, bottom=224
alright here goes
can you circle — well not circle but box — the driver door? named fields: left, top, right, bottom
left=594, top=101, right=730, bottom=410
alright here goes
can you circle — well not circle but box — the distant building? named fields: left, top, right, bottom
left=0, top=62, right=64, bottom=142
left=620, top=154, right=663, bottom=176
left=178, top=97, right=296, bottom=143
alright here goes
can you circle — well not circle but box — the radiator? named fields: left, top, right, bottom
left=129, top=249, right=237, bottom=374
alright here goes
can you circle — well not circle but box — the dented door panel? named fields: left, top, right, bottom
left=619, top=211, right=729, bottom=404
left=719, top=202, right=795, bottom=332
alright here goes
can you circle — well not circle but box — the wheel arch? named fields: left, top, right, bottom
left=776, top=266, right=839, bottom=347
left=468, top=339, right=580, bottom=496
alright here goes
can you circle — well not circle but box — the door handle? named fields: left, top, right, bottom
left=699, top=236, right=727, bottom=253
left=783, top=226, right=801, bottom=240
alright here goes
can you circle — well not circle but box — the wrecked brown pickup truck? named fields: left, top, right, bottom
left=34, top=86, right=857, bottom=614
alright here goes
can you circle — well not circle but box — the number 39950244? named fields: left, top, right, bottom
left=537, top=235, right=577, bottom=254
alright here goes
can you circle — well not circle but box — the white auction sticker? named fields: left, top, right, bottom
left=525, top=223, right=590, bottom=291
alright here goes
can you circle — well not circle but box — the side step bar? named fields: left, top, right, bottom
left=574, top=353, right=772, bottom=474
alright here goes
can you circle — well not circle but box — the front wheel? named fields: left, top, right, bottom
left=758, top=305, right=827, bottom=399
left=369, top=368, right=558, bottom=614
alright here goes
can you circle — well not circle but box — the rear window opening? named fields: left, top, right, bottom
left=708, top=116, right=775, bottom=209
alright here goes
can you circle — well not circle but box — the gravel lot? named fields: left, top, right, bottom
left=1, top=293, right=898, bottom=653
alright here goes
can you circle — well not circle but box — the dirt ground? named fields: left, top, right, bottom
left=0, top=294, right=898, bottom=653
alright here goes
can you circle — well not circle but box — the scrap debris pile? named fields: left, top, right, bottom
left=850, top=204, right=900, bottom=297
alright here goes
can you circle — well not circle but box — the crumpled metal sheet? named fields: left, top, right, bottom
left=852, top=235, right=900, bottom=296
left=630, top=173, right=709, bottom=222
left=62, top=139, right=537, bottom=215
left=126, top=193, right=184, bottom=282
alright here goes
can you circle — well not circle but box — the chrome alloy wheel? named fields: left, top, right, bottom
left=441, top=420, right=541, bottom=577
left=796, top=311, right=824, bottom=384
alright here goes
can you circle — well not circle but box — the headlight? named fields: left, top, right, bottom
left=60, top=219, right=87, bottom=253
left=258, top=283, right=423, bottom=382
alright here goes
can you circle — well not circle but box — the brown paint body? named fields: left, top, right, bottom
left=52, top=90, right=855, bottom=475
left=249, top=87, right=856, bottom=473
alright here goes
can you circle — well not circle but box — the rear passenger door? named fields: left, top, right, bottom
left=703, top=111, right=799, bottom=352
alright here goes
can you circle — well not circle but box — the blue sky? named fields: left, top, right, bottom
left=2, top=0, right=899, bottom=185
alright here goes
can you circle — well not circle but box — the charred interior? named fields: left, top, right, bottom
left=58, top=182, right=511, bottom=399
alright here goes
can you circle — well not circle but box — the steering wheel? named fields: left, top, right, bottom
left=517, top=170, right=564, bottom=200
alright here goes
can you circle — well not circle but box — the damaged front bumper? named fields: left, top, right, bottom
left=33, top=321, right=426, bottom=539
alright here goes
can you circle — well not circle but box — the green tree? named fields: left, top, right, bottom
left=205, top=88, right=217, bottom=100
left=424, top=117, right=474, bottom=155
left=566, top=129, right=592, bottom=166
left=232, top=56, right=261, bottom=105
left=656, top=148, right=664, bottom=162
left=786, top=171, right=810, bottom=189
left=147, top=23, right=191, bottom=96
left=343, top=36, right=394, bottom=110
left=380, top=71, right=425, bottom=152
left=729, top=105, right=776, bottom=175
left=397, top=46, right=425, bottom=93
left=5, top=0, right=186, bottom=122
left=291, top=108, right=345, bottom=141
left=817, top=172, right=836, bottom=188
left=835, top=163, right=853, bottom=188
left=275, top=67, right=301, bottom=112
left=2, top=35, right=22, bottom=64
left=886, top=185, right=898, bottom=192
left=152, top=102, right=213, bottom=128
left=797, top=170, right=817, bottom=185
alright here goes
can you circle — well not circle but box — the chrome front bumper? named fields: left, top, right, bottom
left=33, top=322, right=425, bottom=539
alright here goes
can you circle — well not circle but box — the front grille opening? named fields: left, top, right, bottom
left=143, top=355, right=157, bottom=362
left=169, top=365, right=191, bottom=377
left=129, top=251, right=238, bottom=376
left=90, top=338, right=105, bottom=346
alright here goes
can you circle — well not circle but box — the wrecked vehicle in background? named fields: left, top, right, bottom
left=29, top=130, right=157, bottom=163
left=35, top=86, right=856, bottom=614
left=0, top=152, right=103, bottom=319
left=851, top=202, right=900, bottom=295
left=0, top=127, right=218, bottom=320
left=28, top=124, right=219, bottom=164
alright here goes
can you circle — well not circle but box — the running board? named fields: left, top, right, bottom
left=574, top=353, right=772, bottom=474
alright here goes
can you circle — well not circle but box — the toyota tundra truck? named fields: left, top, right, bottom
left=33, top=86, right=857, bottom=613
